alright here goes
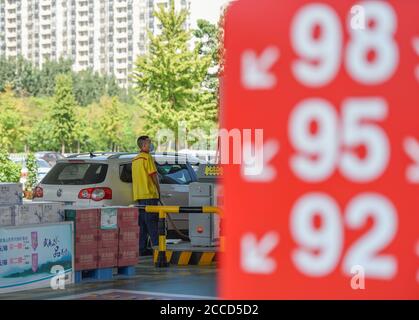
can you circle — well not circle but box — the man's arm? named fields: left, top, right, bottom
left=151, top=173, right=160, bottom=198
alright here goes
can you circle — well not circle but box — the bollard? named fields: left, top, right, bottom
left=155, top=209, right=169, bottom=268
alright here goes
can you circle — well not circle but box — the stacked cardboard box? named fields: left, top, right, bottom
left=36, top=202, right=65, bottom=223
left=0, top=184, right=64, bottom=227
left=98, top=208, right=118, bottom=268
left=117, top=207, right=139, bottom=267
left=0, top=183, right=23, bottom=206
left=65, top=208, right=99, bottom=271
left=0, top=183, right=22, bottom=227
left=14, top=202, right=44, bottom=225
left=0, top=206, right=14, bottom=226
left=66, top=207, right=140, bottom=271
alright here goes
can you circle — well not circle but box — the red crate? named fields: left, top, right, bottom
left=98, top=229, right=119, bottom=249
left=75, top=251, right=98, bottom=271
left=117, top=207, right=138, bottom=227
left=97, top=247, right=118, bottom=268
left=118, top=226, right=140, bottom=247
left=117, top=246, right=139, bottom=267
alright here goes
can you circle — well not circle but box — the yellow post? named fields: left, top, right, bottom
left=155, top=208, right=169, bottom=268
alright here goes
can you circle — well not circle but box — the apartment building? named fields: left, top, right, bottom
left=0, top=0, right=191, bottom=87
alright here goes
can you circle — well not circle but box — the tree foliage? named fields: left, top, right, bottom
left=0, top=149, right=21, bottom=183
left=134, top=0, right=217, bottom=149
left=25, top=152, right=38, bottom=192
left=97, top=96, right=127, bottom=152
left=0, top=1, right=223, bottom=154
left=0, top=85, right=25, bottom=151
left=0, top=56, right=123, bottom=106
left=193, top=19, right=220, bottom=94
left=51, top=74, right=77, bottom=154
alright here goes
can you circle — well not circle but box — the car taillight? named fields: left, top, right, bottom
left=33, top=186, right=43, bottom=198
left=78, top=188, right=112, bottom=201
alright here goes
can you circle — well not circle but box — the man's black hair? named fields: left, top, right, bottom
left=137, top=135, right=150, bottom=149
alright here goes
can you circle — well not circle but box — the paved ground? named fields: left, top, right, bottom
left=0, top=257, right=218, bottom=300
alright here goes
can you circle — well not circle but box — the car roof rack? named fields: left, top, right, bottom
left=66, top=151, right=195, bottom=160
left=108, top=152, right=138, bottom=159
left=66, top=152, right=120, bottom=158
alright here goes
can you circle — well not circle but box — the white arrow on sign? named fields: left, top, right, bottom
left=241, top=46, right=280, bottom=90
left=241, top=232, right=279, bottom=274
left=403, top=136, right=419, bottom=183
left=241, top=139, right=279, bottom=182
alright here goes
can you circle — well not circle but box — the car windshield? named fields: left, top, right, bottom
left=42, top=162, right=108, bottom=185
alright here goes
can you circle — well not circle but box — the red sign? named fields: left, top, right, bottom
left=220, top=0, right=419, bottom=299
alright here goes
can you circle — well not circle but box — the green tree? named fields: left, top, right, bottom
left=134, top=0, right=212, bottom=150
left=98, top=96, right=126, bottom=152
left=25, top=152, right=38, bottom=192
left=0, top=85, right=25, bottom=151
left=28, top=118, right=60, bottom=151
left=26, top=96, right=61, bottom=151
left=0, top=56, right=18, bottom=92
left=72, top=106, right=93, bottom=153
left=51, top=74, right=77, bottom=154
left=73, top=70, right=123, bottom=107
left=38, top=58, right=73, bottom=96
left=14, top=56, right=41, bottom=96
left=0, top=149, right=21, bottom=183
left=193, top=19, right=220, bottom=93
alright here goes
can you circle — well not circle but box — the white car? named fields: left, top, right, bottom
left=33, top=152, right=200, bottom=234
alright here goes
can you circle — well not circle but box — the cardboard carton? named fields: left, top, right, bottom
left=0, top=206, right=14, bottom=226
left=0, top=183, right=23, bottom=206
left=117, top=246, right=139, bottom=267
left=75, top=230, right=98, bottom=252
left=117, top=207, right=138, bottom=227
left=98, top=229, right=119, bottom=249
left=41, top=202, right=65, bottom=223
left=75, top=250, right=98, bottom=271
left=14, top=203, right=43, bottom=226
left=97, top=247, right=118, bottom=268
left=118, top=226, right=140, bottom=248
left=65, top=208, right=99, bottom=230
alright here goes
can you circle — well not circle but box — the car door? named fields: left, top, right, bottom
left=156, top=162, right=196, bottom=231
left=157, top=162, right=194, bottom=206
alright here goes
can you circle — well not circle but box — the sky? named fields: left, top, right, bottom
left=189, top=0, right=233, bottom=28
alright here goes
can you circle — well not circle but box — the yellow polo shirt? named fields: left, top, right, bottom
left=132, top=152, right=159, bottom=201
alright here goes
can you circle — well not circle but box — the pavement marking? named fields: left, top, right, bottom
left=50, top=289, right=217, bottom=300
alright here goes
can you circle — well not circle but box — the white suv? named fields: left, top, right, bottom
left=33, top=152, right=199, bottom=233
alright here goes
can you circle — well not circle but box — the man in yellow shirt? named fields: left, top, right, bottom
left=132, top=136, right=160, bottom=256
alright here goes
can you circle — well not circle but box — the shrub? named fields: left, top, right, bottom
left=0, top=149, right=21, bottom=183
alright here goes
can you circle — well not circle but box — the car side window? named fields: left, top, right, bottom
left=120, top=162, right=193, bottom=185
left=156, top=163, right=192, bottom=185
left=119, top=163, right=133, bottom=183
